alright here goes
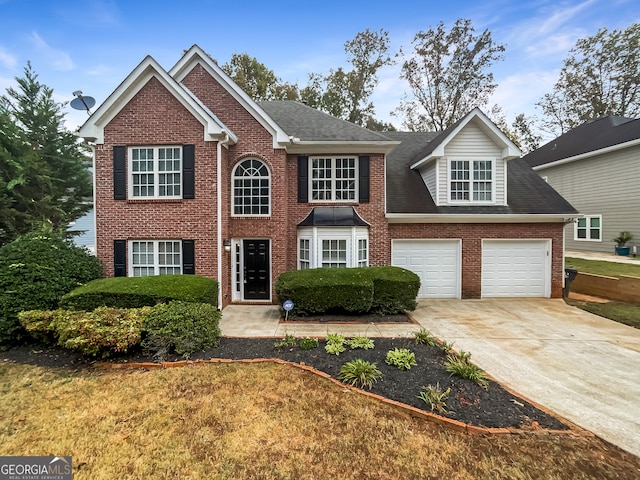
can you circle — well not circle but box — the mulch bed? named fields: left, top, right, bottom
left=1, top=337, right=569, bottom=431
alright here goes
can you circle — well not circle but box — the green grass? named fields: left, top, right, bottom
left=565, top=299, right=640, bottom=329
left=565, top=257, right=640, bottom=278
left=564, top=257, right=640, bottom=329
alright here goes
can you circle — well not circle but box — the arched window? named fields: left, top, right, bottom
left=232, top=159, right=270, bottom=216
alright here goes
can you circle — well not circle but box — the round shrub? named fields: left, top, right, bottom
left=0, top=229, right=103, bottom=344
left=142, top=301, right=221, bottom=359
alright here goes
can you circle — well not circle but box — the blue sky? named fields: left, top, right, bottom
left=1, top=0, right=638, bottom=136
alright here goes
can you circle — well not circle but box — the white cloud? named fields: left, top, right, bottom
left=0, top=46, right=17, bottom=68
left=490, top=70, right=559, bottom=120
left=30, top=32, right=75, bottom=71
left=536, top=0, right=596, bottom=36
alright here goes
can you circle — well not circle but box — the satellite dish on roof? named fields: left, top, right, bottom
left=70, top=90, right=95, bottom=115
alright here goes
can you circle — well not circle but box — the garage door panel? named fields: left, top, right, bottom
left=482, top=240, right=550, bottom=298
left=392, top=240, right=461, bottom=298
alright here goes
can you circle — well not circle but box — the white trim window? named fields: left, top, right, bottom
left=129, top=146, right=181, bottom=199
left=575, top=215, right=602, bottom=241
left=232, top=158, right=270, bottom=216
left=298, top=227, right=368, bottom=269
left=130, top=240, right=182, bottom=276
left=449, top=159, right=494, bottom=203
left=310, top=157, right=357, bottom=202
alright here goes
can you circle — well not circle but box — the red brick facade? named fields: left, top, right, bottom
left=92, top=57, right=566, bottom=307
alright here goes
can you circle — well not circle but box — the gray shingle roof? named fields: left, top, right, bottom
left=257, top=100, right=392, bottom=142
left=523, top=116, right=640, bottom=168
left=256, top=102, right=576, bottom=216
left=385, top=131, right=577, bottom=215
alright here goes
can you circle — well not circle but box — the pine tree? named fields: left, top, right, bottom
left=0, top=63, right=92, bottom=245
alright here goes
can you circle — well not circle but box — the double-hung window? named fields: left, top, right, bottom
left=130, top=240, right=182, bottom=276
left=130, top=146, right=182, bottom=199
left=310, top=157, right=357, bottom=201
left=575, top=215, right=602, bottom=241
left=449, top=159, right=493, bottom=203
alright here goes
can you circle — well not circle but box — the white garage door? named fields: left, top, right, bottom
left=482, top=240, right=551, bottom=298
left=392, top=240, right=461, bottom=298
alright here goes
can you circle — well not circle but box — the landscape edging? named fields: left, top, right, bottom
left=104, top=357, right=590, bottom=438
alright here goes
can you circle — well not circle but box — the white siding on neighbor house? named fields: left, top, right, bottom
left=541, top=145, right=640, bottom=254
left=441, top=120, right=506, bottom=205
left=69, top=207, right=95, bottom=254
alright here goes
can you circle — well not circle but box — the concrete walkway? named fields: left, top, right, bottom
left=221, top=299, right=640, bottom=457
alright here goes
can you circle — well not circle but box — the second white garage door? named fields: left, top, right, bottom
left=392, top=240, right=461, bottom=298
left=482, top=240, right=551, bottom=298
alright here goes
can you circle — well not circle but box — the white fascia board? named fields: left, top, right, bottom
left=410, top=108, right=521, bottom=170
left=169, top=45, right=290, bottom=148
left=532, top=138, right=640, bottom=171
left=285, top=140, right=400, bottom=155
left=385, top=213, right=576, bottom=224
left=77, top=56, right=228, bottom=144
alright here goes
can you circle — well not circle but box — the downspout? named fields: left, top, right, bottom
left=217, top=133, right=230, bottom=309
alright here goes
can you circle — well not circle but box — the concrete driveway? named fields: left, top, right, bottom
left=411, top=298, right=640, bottom=457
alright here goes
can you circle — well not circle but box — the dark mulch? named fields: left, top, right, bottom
left=1, top=337, right=569, bottom=431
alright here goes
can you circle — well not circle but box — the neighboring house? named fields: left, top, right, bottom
left=523, top=116, right=640, bottom=254
left=68, top=207, right=95, bottom=254
left=77, top=45, right=577, bottom=307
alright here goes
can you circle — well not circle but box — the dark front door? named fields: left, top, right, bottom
left=243, top=239, right=270, bottom=300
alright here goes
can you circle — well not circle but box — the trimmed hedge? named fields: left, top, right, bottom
left=60, top=275, right=218, bottom=310
left=18, top=301, right=221, bottom=359
left=18, top=307, right=152, bottom=357
left=142, top=301, right=221, bottom=359
left=275, top=266, right=420, bottom=316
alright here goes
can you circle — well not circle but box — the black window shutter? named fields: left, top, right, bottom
left=182, top=240, right=195, bottom=274
left=358, top=156, right=370, bottom=203
left=297, top=156, right=308, bottom=202
left=113, top=146, right=126, bottom=200
left=114, top=240, right=127, bottom=277
left=182, top=144, right=195, bottom=199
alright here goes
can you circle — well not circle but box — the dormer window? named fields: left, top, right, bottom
left=449, top=159, right=494, bottom=203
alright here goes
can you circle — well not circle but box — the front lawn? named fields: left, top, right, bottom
left=564, top=257, right=640, bottom=328
left=1, top=360, right=639, bottom=479
left=565, top=257, right=640, bottom=277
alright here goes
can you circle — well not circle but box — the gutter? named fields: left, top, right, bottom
left=217, top=133, right=230, bottom=309
left=385, top=213, right=577, bottom=224
left=532, top=138, right=640, bottom=171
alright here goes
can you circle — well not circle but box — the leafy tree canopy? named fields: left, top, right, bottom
left=300, top=28, right=394, bottom=129
left=221, top=53, right=299, bottom=101
left=0, top=63, right=92, bottom=246
left=395, top=19, right=505, bottom=131
left=537, top=23, right=640, bottom=136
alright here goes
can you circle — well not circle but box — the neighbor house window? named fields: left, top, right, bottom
left=130, top=146, right=181, bottom=199
left=575, top=215, right=602, bottom=241
left=232, top=158, right=270, bottom=215
left=297, top=227, right=368, bottom=269
left=310, top=157, right=357, bottom=201
left=449, top=159, right=493, bottom=202
left=130, top=240, right=182, bottom=276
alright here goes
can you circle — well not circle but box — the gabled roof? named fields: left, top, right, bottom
left=385, top=131, right=577, bottom=217
left=169, top=45, right=290, bottom=148
left=410, top=108, right=521, bottom=170
left=77, top=55, right=233, bottom=144
left=523, top=115, right=640, bottom=169
left=258, top=101, right=399, bottom=154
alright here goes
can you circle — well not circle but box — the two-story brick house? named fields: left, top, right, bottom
left=78, top=45, right=577, bottom=307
